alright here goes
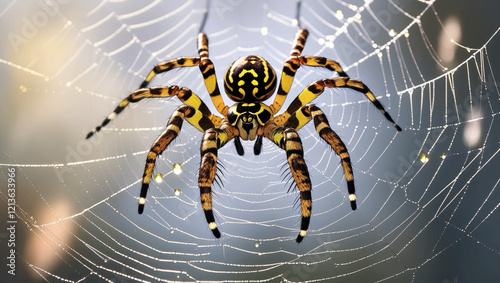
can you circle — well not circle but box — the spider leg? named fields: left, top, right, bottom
left=138, top=105, right=214, bottom=214
left=139, top=34, right=210, bottom=89
left=290, top=29, right=309, bottom=57
left=285, top=104, right=357, bottom=210
left=197, top=33, right=228, bottom=116
left=198, top=124, right=237, bottom=238
left=270, top=29, right=309, bottom=114
left=86, top=86, right=221, bottom=138
left=270, top=29, right=350, bottom=115
left=140, top=57, right=200, bottom=89
left=275, top=77, right=402, bottom=131
left=264, top=122, right=312, bottom=243
left=139, top=33, right=227, bottom=116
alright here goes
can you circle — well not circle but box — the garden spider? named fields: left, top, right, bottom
left=86, top=29, right=401, bottom=243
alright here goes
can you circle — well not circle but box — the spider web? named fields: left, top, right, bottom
left=1, top=0, right=500, bottom=282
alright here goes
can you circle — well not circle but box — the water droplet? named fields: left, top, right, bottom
left=173, top=163, right=182, bottom=175
left=335, top=10, right=344, bottom=20
left=260, top=27, right=268, bottom=36
left=154, top=173, right=163, bottom=183
left=420, top=153, right=429, bottom=163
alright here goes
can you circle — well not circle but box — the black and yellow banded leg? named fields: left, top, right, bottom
left=198, top=127, right=234, bottom=238
left=272, top=55, right=351, bottom=118
left=86, top=86, right=222, bottom=139
left=285, top=104, right=357, bottom=210
left=199, top=57, right=227, bottom=116
left=271, top=31, right=351, bottom=116
left=298, top=56, right=348, bottom=77
left=140, top=57, right=200, bottom=89
left=138, top=105, right=214, bottom=214
left=278, top=77, right=402, bottom=131
left=271, top=29, right=309, bottom=114
left=197, top=33, right=228, bottom=116
left=139, top=33, right=228, bottom=117
left=265, top=125, right=312, bottom=243
left=290, top=28, right=309, bottom=56
left=197, top=32, right=209, bottom=58
left=194, top=33, right=228, bottom=116
left=139, top=33, right=210, bottom=88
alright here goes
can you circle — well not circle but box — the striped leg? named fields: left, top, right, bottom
left=285, top=104, right=357, bottom=210
left=199, top=126, right=235, bottom=238
left=139, top=33, right=210, bottom=88
left=298, top=56, right=347, bottom=77
left=276, top=77, right=402, bottom=131
left=271, top=29, right=309, bottom=114
left=272, top=55, right=350, bottom=115
left=197, top=33, right=227, bottom=116
left=140, top=33, right=227, bottom=116
left=140, top=57, right=200, bottom=89
left=138, top=105, right=214, bottom=214
left=264, top=123, right=312, bottom=243
left=86, top=86, right=221, bottom=138
left=270, top=29, right=350, bottom=115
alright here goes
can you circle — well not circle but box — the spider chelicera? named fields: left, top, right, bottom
left=86, top=29, right=401, bottom=243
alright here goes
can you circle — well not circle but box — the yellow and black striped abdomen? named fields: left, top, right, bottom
left=224, top=55, right=277, bottom=102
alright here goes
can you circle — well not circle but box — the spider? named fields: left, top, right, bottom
left=86, top=29, right=401, bottom=243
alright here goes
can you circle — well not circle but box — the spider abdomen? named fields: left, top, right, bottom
left=224, top=55, right=277, bottom=102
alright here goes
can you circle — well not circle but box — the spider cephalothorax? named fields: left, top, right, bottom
left=227, top=103, right=272, bottom=140
left=87, top=29, right=401, bottom=243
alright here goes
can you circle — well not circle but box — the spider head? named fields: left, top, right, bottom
left=224, top=55, right=277, bottom=102
left=227, top=102, right=272, bottom=141
left=236, top=113, right=259, bottom=140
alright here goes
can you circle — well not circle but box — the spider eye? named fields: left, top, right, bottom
left=224, top=55, right=276, bottom=102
